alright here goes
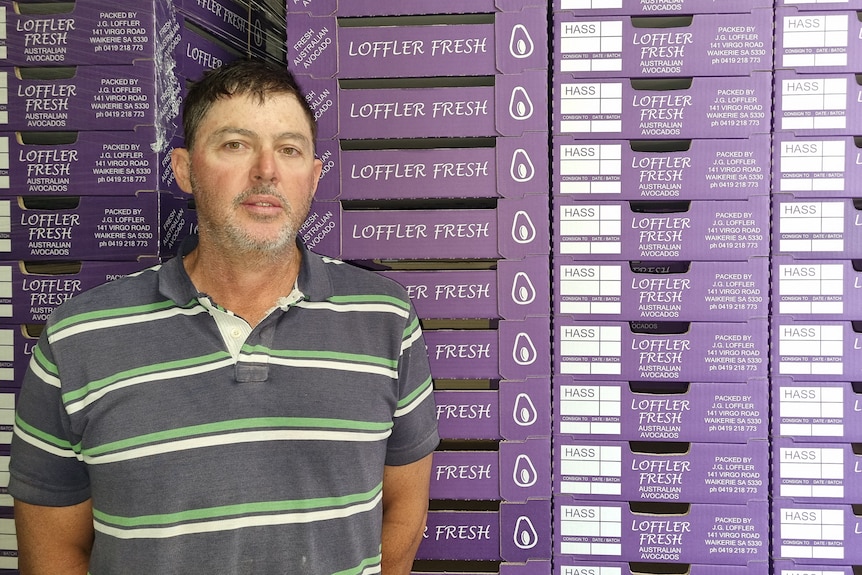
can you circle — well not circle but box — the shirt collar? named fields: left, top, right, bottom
left=158, top=235, right=335, bottom=307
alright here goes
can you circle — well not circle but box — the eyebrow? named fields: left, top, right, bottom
left=209, top=127, right=312, bottom=147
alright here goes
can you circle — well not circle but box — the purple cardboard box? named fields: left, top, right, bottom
left=0, top=324, right=39, bottom=389
left=772, top=256, right=862, bottom=319
left=302, top=70, right=549, bottom=140
left=554, top=196, right=770, bottom=261
left=773, top=563, right=854, bottom=575
left=554, top=559, right=767, bottom=575
left=0, top=193, right=160, bottom=261
left=435, top=377, right=552, bottom=441
left=425, top=316, right=551, bottom=381
left=554, top=439, right=768, bottom=504
left=555, top=377, right=769, bottom=443
left=0, top=60, right=180, bottom=136
left=771, top=320, right=862, bottom=380
left=773, top=439, right=862, bottom=502
left=0, top=127, right=170, bottom=196
left=175, top=0, right=272, bottom=61
left=288, top=7, right=548, bottom=78
left=779, top=0, right=862, bottom=8
left=286, top=0, right=542, bottom=17
left=0, top=260, right=152, bottom=324
left=418, top=499, right=552, bottom=562
left=773, top=134, right=862, bottom=197
left=556, top=319, right=769, bottom=382
left=554, top=135, right=772, bottom=200
left=776, top=8, right=862, bottom=74
left=772, top=378, right=862, bottom=441
left=773, top=196, right=862, bottom=258
left=379, top=256, right=550, bottom=320
left=554, top=11, right=773, bottom=78
left=158, top=191, right=196, bottom=258
left=174, top=15, right=245, bottom=79
left=0, top=388, right=15, bottom=446
left=774, top=71, right=862, bottom=136
left=341, top=197, right=549, bottom=260
left=338, top=132, right=549, bottom=201
left=555, top=258, right=769, bottom=321
left=414, top=561, right=551, bottom=575
left=555, top=73, right=773, bottom=139
left=555, top=0, right=773, bottom=14
left=555, top=498, right=769, bottom=564
left=429, top=437, right=551, bottom=501
left=772, top=501, right=862, bottom=563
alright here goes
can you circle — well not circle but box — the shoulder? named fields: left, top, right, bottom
left=305, top=250, right=412, bottom=302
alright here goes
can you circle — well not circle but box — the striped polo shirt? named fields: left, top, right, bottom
left=9, top=238, right=439, bottom=575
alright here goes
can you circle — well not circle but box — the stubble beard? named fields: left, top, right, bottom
left=190, top=171, right=312, bottom=262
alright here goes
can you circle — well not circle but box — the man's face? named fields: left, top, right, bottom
left=172, top=92, right=322, bottom=258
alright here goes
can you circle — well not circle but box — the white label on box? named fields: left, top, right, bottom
left=778, top=324, right=844, bottom=375
left=780, top=507, right=844, bottom=559
left=560, top=325, right=622, bottom=375
left=558, top=204, right=622, bottom=255
left=559, top=83, right=623, bottom=134
left=778, top=263, right=844, bottom=314
left=559, top=144, right=622, bottom=195
left=559, top=264, right=622, bottom=314
left=561, top=567, right=622, bottom=575
left=783, top=15, right=849, bottom=68
left=559, top=384, right=622, bottom=435
left=781, top=77, right=847, bottom=131
left=778, top=201, right=845, bottom=252
left=779, top=447, right=844, bottom=498
left=561, top=0, right=623, bottom=8
left=559, top=20, right=623, bottom=73
left=779, top=385, right=844, bottom=436
left=780, top=139, right=846, bottom=192
left=560, top=444, right=622, bottom=495
left=559, top=505, right=622, bottom=556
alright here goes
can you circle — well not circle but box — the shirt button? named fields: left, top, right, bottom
left=231, top=328, right=243, bottom=339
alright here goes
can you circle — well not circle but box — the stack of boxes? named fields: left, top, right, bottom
left=770, top=0, right=862, bottom=572
left=0, top=0, right=282, bottom=571
left=551, top=1, right=773, bottom=573
left=285, top=2, right=552, bottom=573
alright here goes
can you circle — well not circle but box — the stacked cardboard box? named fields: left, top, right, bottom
left=285, top=2, right=552, bottom=574
left=551, top=1, right=773, bottom=574
left=770, top=1, right=862, bottom=573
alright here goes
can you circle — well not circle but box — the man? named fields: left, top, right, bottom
left=9, top=59, right=439, bottom=574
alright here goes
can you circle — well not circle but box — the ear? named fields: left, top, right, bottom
left=171, top=147, right=193, bottom=195
left=310, top=157, right=323, bottom=199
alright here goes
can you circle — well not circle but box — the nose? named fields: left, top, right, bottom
left=253, top=149, right=278, bottom=182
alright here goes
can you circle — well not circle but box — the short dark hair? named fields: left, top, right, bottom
left=181, top=59, right=317, bottom=150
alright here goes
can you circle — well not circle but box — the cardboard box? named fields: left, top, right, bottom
left=158, top=190, right=195, bottom=259
left=286, top=0, right=542, bottom=17
left=0, top=194, right=159, bottom=261
left=772, top=501, right=862, bottom=563
left=435, top=378, right=552, bottom=441
left=425, top=317, right=551, bottom=381
left=0, top=389, right=14, bottom=445
left=554, top=559, right=767, bottom=575
left=378, top=256, right=550, bottom=320
left=0, top=260, right=152, bottom=324
left=773, top=134, right=862, bottom=197
left=554, top=196, right=770, bottom=261
left=771, top=320, right=862, bottom=380
left=556, top=319, right=769, bottom=382
left=288, top=7, right=548, bottom=78
left=555, top=498, right=769, bottom=564
left=554, top=10, right=773, bottom=77
left=415, top=561, right=551, bottom=575
left=773, top=438, right=862, bottom=502
left=175, top=0, right=275, bottom=61
left=772, top=256, right=862, bottom=318
left=336, top=132, right=549, bottom=201
left=555, top=258, right=769, bottom=321
left=772, top=196, right=862, bottom=258
left=554, top=135, right=772, bottom=200
left=554, top=73, right=773, bottom=139
left=0, top=127, right=171, bottom=196
left=772, top=378, right=861, bottom=441
left=555, top=377, right=769, bottom=443
left=417, top=499, right=552, bottom=562
left=301, top=70, right=549, bottom=140
left=776, top=8, right=862, bottom=74
left=0, top=61, right=180, bottom=136
left=0, top=324, right=39, bottom=389
left=429, top=437, right=551, bottom=501
left=774, top=71, right=862, bottom=136
left=772, top=563, right=855, bottom=575
left=778, top=0, right=862, bottom=9
left=554, top=439, right=768, bottom=503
